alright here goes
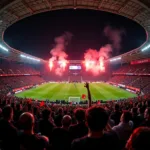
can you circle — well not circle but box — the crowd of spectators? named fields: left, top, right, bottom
left=113, top=63, right=150, bottom=74
left=0, top=83, right=149, bottom=150
left=0, top=59, right=150, bottom=150
left=109, top=76, right=150, bottom=94
left=0, top=76, right=45, bottom=95
left=0, top=58, right=45, bottom=95
left=0, top=59, right=39, bottom=75
left=109, top=63, right=150, bottom=94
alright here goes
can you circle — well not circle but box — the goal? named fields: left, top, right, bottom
left=68, top=97, right=80, bottom=103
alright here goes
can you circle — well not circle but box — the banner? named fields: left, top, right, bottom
left=13, top=85, right=33, bottom=92
left=0, top=73, right=40, bottom=77
left=131, top=58, right=150, bottom=65
left=108, top=82, right=140, bottom=92
left=125, top=85, right=140, bottom=92
left=113, top=73, right=150, bottom=76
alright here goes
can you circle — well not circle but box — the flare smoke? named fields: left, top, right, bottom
left=84, top=26, right=124, bottom=75
left=49, top=32, right=73, bottom=76
left=104, top=25, right=125, bottom=54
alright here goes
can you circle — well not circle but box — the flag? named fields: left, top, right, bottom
left=97, top=101, right=101, bottom=105
left=27, top=98, right=32, bottom=104
left=40, top=101, right=45, bottom=107
left=130, top=100, right=133, bottom=105
left=29, top=98, right=32, bottom=104
left=82, top=94, right=86, bottom=99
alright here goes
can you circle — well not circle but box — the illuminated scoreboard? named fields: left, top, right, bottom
left=68, top=61, right=82, bottom=76
left=69, top=65, right=81, bottom=70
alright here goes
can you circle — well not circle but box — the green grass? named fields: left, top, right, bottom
left=15, top=82, right=136, bottom=101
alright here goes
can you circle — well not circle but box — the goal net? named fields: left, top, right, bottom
left=68, top=97, right=80, bottom=103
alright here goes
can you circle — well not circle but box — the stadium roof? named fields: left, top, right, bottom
left=0, top=0, right=150, bottom=64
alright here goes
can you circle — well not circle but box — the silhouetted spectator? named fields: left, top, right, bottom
left=71, top=106, right=119, bottom=150
left=131, top=107, right=139, bottom=129
left=146, top=100, right=150, bottom=107
left=19, top=112, right=49, bottom=150
left=39, top=108, right=54, bottom=140
left=62, top=115, right=72, bottom=130
left=137, top=107, right=145, bottom=125
left=112, top=111, right=133, bottom=148
left=141, top=107, right=150, bottom=127
left=107, top=111, right=115, bottom=127
left=14, top=103, right=23, bottom=122
left=69, top=108, right=88, bottom=140
left=0, top=105, right=19, bottom=150
left=33, top=106, right=40, bottom=133
left=54, top=107, right=63, bottom=127
left=126, top=127, right=150, bottom=150
left=52, top=115, right=72, bottom=150
left=111, top=104, right=122, bottom=125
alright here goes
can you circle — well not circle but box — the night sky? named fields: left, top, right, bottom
left=4, top=9, right=146, bottom=60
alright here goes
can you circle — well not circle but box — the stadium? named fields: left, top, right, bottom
left=0, top=1, right=150, bottom=150
left=0, top=0, right=150, bottom=103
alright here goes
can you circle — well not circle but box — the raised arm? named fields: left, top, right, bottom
left=84, top=82, right=92, bottom=108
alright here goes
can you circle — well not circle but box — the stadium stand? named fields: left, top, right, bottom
left=0, top=82, right=149, bottom=150
left=0, top=58, right=45, bottom=95
left=0, top=58, right=149, bottom=150
left=109, top=62, right=150, bottom=95
left=0, top=58, right=40, bottom=75
left=113, top=63, right=150, bottom=74
left=0, top=59, right=150, bottom=150
left=0, top=76, right=45, bottom=95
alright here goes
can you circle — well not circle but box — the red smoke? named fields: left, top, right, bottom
left=58, top=60, right=68, bottom=70
left=104, top=26, right=125, bottom=54
left=49, top=27, right=124, bottom=76
left=84, top=26, right=124, bottom=76
left=49, top=32, right=73, bottom=76
left=84, top=45, right=112, bottom=76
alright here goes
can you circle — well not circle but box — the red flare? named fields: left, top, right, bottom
left=82, top=94, right=86, bottom=99
left=49, top=60, right=53, bottom=71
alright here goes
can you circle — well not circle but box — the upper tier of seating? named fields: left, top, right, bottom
left=0, top=76, right=45, bottom=94
left=113, top=63, right=150, bottom=74
left=0, top=59, right=40, bottom=75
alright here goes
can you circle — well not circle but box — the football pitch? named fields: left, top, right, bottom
left=15, top=82, right=136, bottom=101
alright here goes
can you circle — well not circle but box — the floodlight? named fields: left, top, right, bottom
left=20, top=54, right=40, bottom=62
left=141, top=44, right=150, bottom=52
left=110, top=57, right=121, bottom=62
left=0, top=44, right=8, bottom=52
